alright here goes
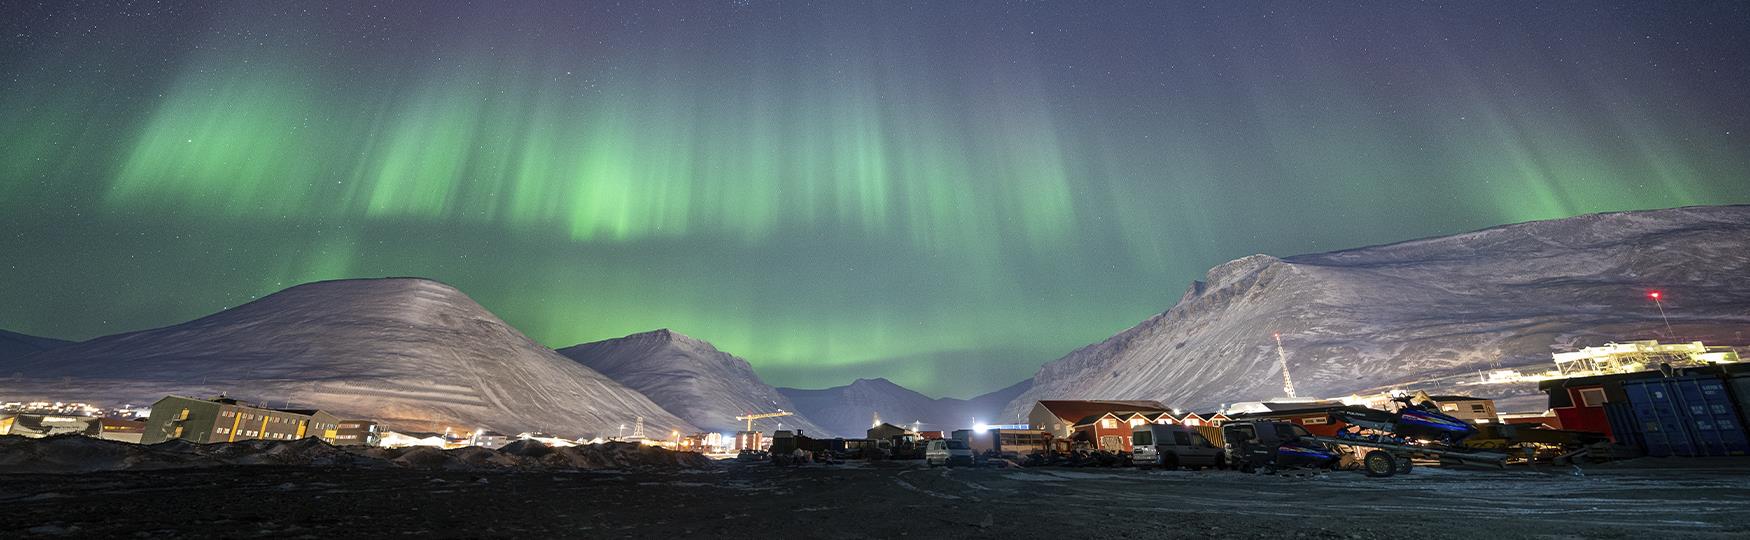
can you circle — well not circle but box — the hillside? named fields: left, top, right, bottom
left=0, top=278, right=695, bottom=437
left=780, top=377, right=1032, bottom=437
left=1004, top=205, right=1750, bottom=417
left=0, top=329, right=70, bottom=363
left=559, top=329, right=835, bottom=437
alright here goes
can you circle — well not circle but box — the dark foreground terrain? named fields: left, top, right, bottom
left=5, top=459, right=1749, bottom=539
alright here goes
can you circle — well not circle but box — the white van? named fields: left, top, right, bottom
left=1132, top=424, right=1225, bottom=470
left=925, top=439, right=974, bottom=467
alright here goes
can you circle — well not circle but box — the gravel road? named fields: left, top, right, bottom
left=4, top=458, right=1748, bottom=538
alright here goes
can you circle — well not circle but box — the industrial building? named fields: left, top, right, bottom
left=140, top=395, right=342, bottom=445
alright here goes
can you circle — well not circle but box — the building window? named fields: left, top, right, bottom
left=1128, top=418, right=1144, bottom=427
left=1441, top=404, right=1459, bottom=412
left=1100, top=418, right=1117, bottom=429
left=1578, top=388, right=1608, bottom=407
left=1302, top=417, right=1329, bottom=425
left=1471, top=404, right=1487, bottom=413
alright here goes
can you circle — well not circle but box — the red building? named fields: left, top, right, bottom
left=1027, top=400, right=1169, bottom=439
left=1070, top=411, right=1159, bottom=451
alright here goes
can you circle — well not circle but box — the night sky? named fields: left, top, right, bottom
left=3, top=1, right=1748, bottom=397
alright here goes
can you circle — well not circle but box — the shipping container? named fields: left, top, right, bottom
left=1602, top=402, right=1641, bottom=451
left=1621, top=376, right=1750, bottom=457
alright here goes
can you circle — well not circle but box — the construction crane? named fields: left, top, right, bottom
left=735, top=410, right=793, bottom=431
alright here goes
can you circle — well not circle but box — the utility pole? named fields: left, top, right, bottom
left=1274, top=332, right=1297, bottom=398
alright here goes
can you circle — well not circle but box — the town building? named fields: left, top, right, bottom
left=89, top=417, right=146, bottom=443
left=1027, top=400, right=1169, bottom=439
left=1070, top=411, right=1163, bottom=452
left=379, top=430, right=448, bottom=448
left=1424, top=395, right=1498, bottom=424
left=867, top=422, right=915, bottom=441
left=1225, top=401, right=1370, bottom=437
left=952, top=428, right=1051, bottom=456
left=734, top=430, right=764, bottom=451
left=140, top=395, right=342, bottom=445
left=334, top=420, right=381, bottom=446
left=0, top=414, right=145, bottom=443
left=471, top=430, right=510, bottom=449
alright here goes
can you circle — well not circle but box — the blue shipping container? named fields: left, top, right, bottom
left=1621, top=376, right=1750, bottom=457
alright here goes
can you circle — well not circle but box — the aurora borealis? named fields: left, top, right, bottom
left=3, top=1, right=1748, bottom=397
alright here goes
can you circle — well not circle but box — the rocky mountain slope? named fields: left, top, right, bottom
left=0, top=329, right=70, bottom=363
left=1004, top=205, right=1750, bottom=417
left=780, top=377, right=1032, bottom=437
left=558, top=329, right=835, bottom=437
left=0, top=278, right=695, bottom=437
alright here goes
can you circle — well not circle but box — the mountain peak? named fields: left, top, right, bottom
left=559, top=330, right=834, bottom=436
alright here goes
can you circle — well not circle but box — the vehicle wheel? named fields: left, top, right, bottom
left=1363, top=450, right=1396, bottom=478
left=1394, top=457, right=1414, bottom=475
left=1238, top=461, right=1255, bottom=474
left=1214, top=455, right=1227, bottom=470
left=1163, top=454, right=1180, bottom=470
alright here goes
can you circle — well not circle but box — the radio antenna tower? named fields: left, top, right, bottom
left=1274, top=332, right=1298, bottom=398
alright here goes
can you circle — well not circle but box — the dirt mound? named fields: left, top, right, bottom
left=0, top=435, right=714, bottom=474
left=0, top=435, right=218, bottom=473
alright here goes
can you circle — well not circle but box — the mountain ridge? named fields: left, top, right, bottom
left=0, top=277, right=697, bottom=437
left=1004, top=205, right=1750, bottom=418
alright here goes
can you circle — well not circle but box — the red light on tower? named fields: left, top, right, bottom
left=1647, top=290, right=1674, bottom=338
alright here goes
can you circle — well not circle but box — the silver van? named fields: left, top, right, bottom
left=926, top=439, right=974, bottom=467
left=1132, top=424, right=1225, bottom=470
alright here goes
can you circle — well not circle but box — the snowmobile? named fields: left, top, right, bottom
left=1333, top=391, right=1476, bottom=446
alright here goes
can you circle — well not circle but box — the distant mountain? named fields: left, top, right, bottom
left=0, top=329, right=71, bottom=363
left=1005, top=205, right=1750, bottom=418
left=780, top=377, right=1033, bottom=437
left=558, top=329, right=836, bottom=437
left=0, top=278, right=695, bottom=437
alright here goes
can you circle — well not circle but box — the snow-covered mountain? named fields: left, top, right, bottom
left=780, top=377, right=1032, bottom=437
left=1004, top=205, right=1750, bottom=418
left=0, top=329, right=70, bottom=363
left=558, top=329, right=836, bottom=437
left=0, top=278, right=695, bottom=436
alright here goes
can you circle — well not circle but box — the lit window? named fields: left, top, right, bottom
left=1441, top=404, right=1459, bottom=412
left=1129, top=418, right=1144, bottom=427
left=1302, top=417, right=1328, bottom=425
left=1100, top=418, right=1117, bottom=429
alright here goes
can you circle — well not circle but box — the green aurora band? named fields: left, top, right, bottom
left=3, top=2, right=1748, bottom=396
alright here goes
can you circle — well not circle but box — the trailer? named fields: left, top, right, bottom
left=1306, top=434, right=1510, bottom=477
